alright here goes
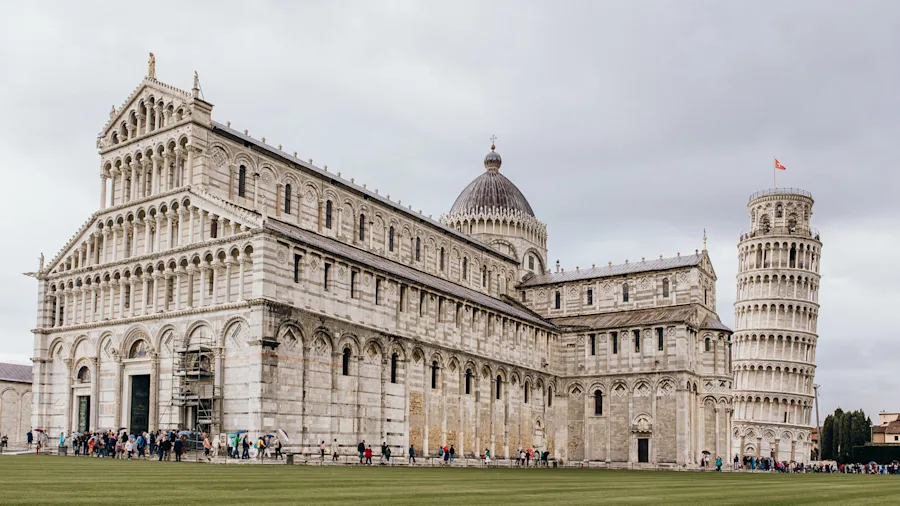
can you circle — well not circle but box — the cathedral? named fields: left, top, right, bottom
left=29, top=61, right=753, bottom=468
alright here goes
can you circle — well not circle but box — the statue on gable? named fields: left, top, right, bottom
left=148, top=52, right=156, bottom=79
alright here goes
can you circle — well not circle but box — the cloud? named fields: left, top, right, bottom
left=1, top=0, right=897, bottom=421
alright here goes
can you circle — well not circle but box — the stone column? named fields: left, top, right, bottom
left=79, top=287, right=87, bottom=324
left=211, top=262, right=219, bottom=305
left=141, top=159, right=151, bottom=198
left=188, top=207, right=196, bottom=245
left=112, top=226, right=119, bottom=262
left=130, top=161, right=139, bottom=201
left=150, top=154, right=158, bottom=195
left=175, top=268, right=184, bottom=310
left=100, top=175, right=108, bottom=209
left=173, top=147, right=183, bottom=187
left=113, top=357, right=124, bottom=429
left=63, top=358, right=73, bottom=433
left=154, top=216, right=162, bottom=252
left=275, top=183, right=283, bottom=217
left=166, top=213, right=174, bottom=250
left=228, top=165, right=236, bottom=199
left=163, top=152, right=171, bottom=191
left=252, top=173, right=260, bottom=210
left=224, top=260, right=234, bottom=303
left=108, top=281, right=116, bottom=319
left=90, top=357, right=100, bottom=429
left=119, top=169, right=126, bottom=204
left=149, top=352, right=160, bottom=432
left=238, top=259, right=247, bottom=300
left=118, top=279, right=126, bottom=317
left=199, top=266, right=207, bottom=306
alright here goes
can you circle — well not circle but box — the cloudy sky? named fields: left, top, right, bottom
left=1, top=1, right=897, bottom=421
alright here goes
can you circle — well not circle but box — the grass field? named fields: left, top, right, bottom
left=1, top=455, right=899, bottom=505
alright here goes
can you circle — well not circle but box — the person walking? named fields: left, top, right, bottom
left=256, top=437, right=267, bottom=461
left=380, top=442, right=388, bottom=464
left=384, top=445, right=391, bottom=464
left=364, top=445, right=373, bottom=465
left=716, top=456, right=722, bottom=472
left=26, top=429, right=33, bottom=449
left=273, top=437, right=283, bottom=460
left=320, top=440, right=326, bottom=461
left=358, top=440, right=366, bottom=464
left=203, top=434, right=212, bottom=462
left=449, top=445, right=455, bottom=464
left=241, top=435, right=250, bottom=459
left=408, top=445, right=416, bottom=464
left=331, top=439, right=339, bottom=462
left=174, top=436, right=184, bottom=462
left=159, top=437, right=171, bottom=462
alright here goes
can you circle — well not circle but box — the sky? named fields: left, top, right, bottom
left=1, top=0, right=898, bottom=422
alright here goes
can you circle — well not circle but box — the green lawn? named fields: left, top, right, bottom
left=1, top=455, right=899, bottom=505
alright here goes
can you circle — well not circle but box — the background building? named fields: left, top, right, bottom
left=731, top=188, right=822, bottom=463
left=0, top=362, right=33, bottom=445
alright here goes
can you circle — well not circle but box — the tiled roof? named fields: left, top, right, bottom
left=210, top=121, right=517, bottom=265
left=520, top=254, right=702, bottom=287
left=702, top=315, right=733, bottom=332
left=450, top=170, right=535, bottom=217
left=549, top=305, right=698, bottom=330
left=264, top=219, right=556, bottom=330
left=0, top=362, right=33, bottom=384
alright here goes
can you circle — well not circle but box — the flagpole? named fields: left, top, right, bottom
left=773, top=156, right=777, bottom=189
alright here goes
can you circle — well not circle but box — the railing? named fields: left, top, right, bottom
left=749, top=188, right=813, bottom=202
left=739, top=226, right=821, bottom=241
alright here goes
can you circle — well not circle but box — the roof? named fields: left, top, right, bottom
left=263, top=218, right=556, bottom=330
left=0, top=362, right=33, bottom=384
left=450, top=166, right=535, bottom=217
left=520, top=253, right=702, bottom=287
left=879, top=420, right=900, bottom=434
left=702, top=315, right=733, bottom=332
left=209, top=121, right=518, bottom=265
left=550, top=305, right=698, bottom=330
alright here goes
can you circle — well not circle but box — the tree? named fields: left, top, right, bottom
left=821, top=415, right=834, bottom=460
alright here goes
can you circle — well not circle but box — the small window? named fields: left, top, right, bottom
left=482, top=266, right=487, bottom=287
left=350, top=271, right=358, bottom=299
left=390, top=353, right=398, bottom=383
left=657, top=327, right=664, bottom=351
left=662, top=278, right=670, bottom=298
left=77, top=366, right=91, bottom=383
left=415, top=237, right=421, bottom=262
left=554, top=291, right=561, bottom=309
left=547, top=386, right=552, bottom=407
left=612, top=332, right=618, bottom=354
left=496, top=375, right=502, bottom=400
left=783, top=411, right=788, bottom=423
left=462, top=258, right=468, bottom=280
left=439, top=247, right=445, bottom=271
left=634, top=330, right=640, bottom=352
left=342, top=348, right=351, bottom=376
left=358, top=214, right=366, bottom=242
left=293, top=254, right=301, bottom=283
left=465, top=369, right=472, bottom=395
left=375, top=279, right=381, bottom=305
left=704, top=288, right=708, bottom=305
left=704, top=338, right=711, bottom=352
left=399, top=285, right=407, bottom=312
left=284, top=183, right=292, bottom=214
left=210, top=219, right=218, bottom=239
left=622, top=283, right=629, bottom=302
left=524, top=382, right=530, bottom=404
left=528, top=256, right=534, bottom=270
left=521, top=290, right=526, bottom=302
left=207, top=270, right=214, bottom=295
left=238, top=166, right=247, bottom=197
left=419, top=290, right=426, bottom=316
left=587, top=288, right=593, bottom=305
left=594, top=390, right=603, bottom=415
left=325, top=200, right=333, bottom=229
left=589, top=333, right=596, bottom=356
left=431, top=361, right=439, bottom=389
left=388, top=226, right=395, bottom=252
left=324, top=262, right=331, bottom=291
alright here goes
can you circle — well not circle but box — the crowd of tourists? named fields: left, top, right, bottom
left=731, top=454, right=900, bottom=474
left=39, top=429, right=215, bottom=462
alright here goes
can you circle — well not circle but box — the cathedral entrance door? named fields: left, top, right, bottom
left=77, top=396, right=90, bottom=432
left=129, top=375, right=150, bottom=433
left=637, top=438, right=649, bottom=463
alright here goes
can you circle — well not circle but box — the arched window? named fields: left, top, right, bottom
left=129, top=340, right=149, bottom=359
left=482, top=266, right=487, bottom=287
left=390, top=353, right=398, bottom=384
left=662, top=278, right=670, bottom=298
left=388, top=226, right=395, bottom=252
left=496, top=375, right=502, bottom=400
left=358, top=214, right=366, bottom=241
left=462, top=258, right=468, bottom=280
left=524, top=382, right=530, bottom=403
left=431, top=361, right=439, bottom=389
left=547, top=386, right=553, bottom=407
left=439, top=247, right=445, bottom=271
left=594, top=390, right=603, bottom=415
left=342, top=348, right=351, bottom=376
left=554, top=291, right=561, bottom=309
left=325, top=200, right=333, bottom=229
left=776, top=203, right=783, bottom=218
left=622, top=283, right=629, bottom=302
left=465, top=369, right=472, bottom=395
left=237, top=166, right=247, bottom=197
left=528, top=255, right=534, bottom=270
left=415, top=237, right=421, bottom=262
left=704, top=337, right=711, bottom=352
left=77, top=366, right=91, bottom=383
left=284, top=184, right=292, bottom=214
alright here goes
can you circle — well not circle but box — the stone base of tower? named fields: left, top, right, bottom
left=731, top=422, right=813, bottom=464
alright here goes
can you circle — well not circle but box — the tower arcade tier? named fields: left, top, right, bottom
left=731, top=188, right=821, bottom=463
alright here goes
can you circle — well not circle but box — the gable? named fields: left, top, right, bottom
left=98, top=78, right=192, bottom=147
left=700, top=251, right=717, bottom=280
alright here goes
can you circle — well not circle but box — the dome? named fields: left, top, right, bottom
left=449, top=144, right=535, bottom=217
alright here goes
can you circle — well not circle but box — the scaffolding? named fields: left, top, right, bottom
left=164, top=329, right=219, bottom=434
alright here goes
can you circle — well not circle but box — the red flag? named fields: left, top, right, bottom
left=774, top=158, right=787, bottom=171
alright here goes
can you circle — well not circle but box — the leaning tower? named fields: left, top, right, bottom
left=732, top=188, right=822, bottom=464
